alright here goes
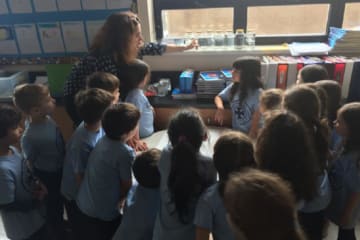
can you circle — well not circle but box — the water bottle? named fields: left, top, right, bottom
left=234, top=29, right=245, bottom=49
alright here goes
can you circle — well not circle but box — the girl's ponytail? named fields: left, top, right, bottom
left=166, top=108, right=208, bottom=223
left=168, top=141, right=200, bottom=223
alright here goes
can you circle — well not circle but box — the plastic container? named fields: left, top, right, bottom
left=245, top=31, right=256, bottom=49
left=157, top=78, right=171, bottom=97
left=0, top=71, right=28, bottom=98
left=224, top=32, right=235, bottom=47
left=214, top=31, right=225, bottom=46
left=179, top=70, right=194, bottom=93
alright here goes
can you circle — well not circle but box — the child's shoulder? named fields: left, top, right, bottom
left=126, top=88, right=146, bottom=100
left=0, top=147, right=22, bottom=167
left=201, top=183, right=219, bottom=199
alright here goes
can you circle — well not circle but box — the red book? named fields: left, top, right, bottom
left=276, top=64, right=288, bottom=89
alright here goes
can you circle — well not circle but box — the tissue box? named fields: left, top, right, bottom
left=0, top=71, right=28, bottom=98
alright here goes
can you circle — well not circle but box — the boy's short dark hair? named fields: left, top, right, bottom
left=13, top=84, right=49, bottom=114
left=75, top=88, right=114, bottom=125
left=300, top=64, right=329, bottom=83
left=0, top=104, right=22, bottom=138
left=133, top=148, right=161, bottom=188
left=86, top=72, right=120, bottom=92
left=102, top=103, right=140, bottom=140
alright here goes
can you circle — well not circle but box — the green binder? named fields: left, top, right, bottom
left=45, top=64, right=73, bottom=97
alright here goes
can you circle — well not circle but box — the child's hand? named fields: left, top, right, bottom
left=127, top=138, right=148, bottom=152
left=214, top=109, right=225, bottom=126
left=135, top=140, right=148, bottom=152
left=32, top=181, right=48, bottom=201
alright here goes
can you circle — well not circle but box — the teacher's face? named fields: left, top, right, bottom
left=128, top=24, right=144, bottom=59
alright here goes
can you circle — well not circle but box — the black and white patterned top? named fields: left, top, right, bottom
left=63, top=42, right=166, bottom=97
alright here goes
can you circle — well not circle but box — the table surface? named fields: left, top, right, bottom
left=142, top=126, right=231, bottom=157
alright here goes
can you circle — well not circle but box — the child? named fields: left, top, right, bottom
left=123, top=59, right=154, bottom=138
left=153, top=108, right=217, bottom=240
left=224, top=169, right=307, bottom=240
left=0, top=104, right=48, bottom=240
left=296, top=64, right=329, bottom=84
left=61, top=88, right=114, bottom=228
left=315, top=80, right=342, bottom=151
left=304, top=83, right=329, bottom=119
left=327, top=102, right=360, bottom=240
left=86, top=71, right=120, bottom=103
left=259, top=88, right=284, bottom=113
left=194, top=131, right=256, bottom=240
left=283, top=86, right=331, bottom=240
left=13, top=84, right=65, bottom=235
left=76, top=103, right=140, bottom=240
left=256, top=110, right=318, bottom=204
left=112, top=148, right=161, bottom=240
left=248, top=88, right=283, bottom=138
left=214, top=56, right=263, bottom=134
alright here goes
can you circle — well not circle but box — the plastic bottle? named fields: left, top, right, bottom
left=234, top=29, right=245, bottom=49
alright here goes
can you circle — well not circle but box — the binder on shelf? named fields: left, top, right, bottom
left=347, top=59, right=360, bottom=102
left=276, top=64, right=288, bottom=89
left=279, top=56, right=298, bottom=88
left=342, top=58, right=354, bottom=99
left=263, top=56, right=277, bottom=89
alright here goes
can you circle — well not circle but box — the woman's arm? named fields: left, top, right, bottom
left=165, top=39, right=199, bottom=53
left=139, top=40, right=198, bottom=56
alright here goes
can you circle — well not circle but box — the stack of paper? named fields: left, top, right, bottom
left=329, top=27, right=360, bottom=54
left=196, top=71, right=226, bottom=99
left=288, top=42, right=331, bottom=56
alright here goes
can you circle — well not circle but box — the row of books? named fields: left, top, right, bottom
left=190, top=56, right=360, bottom=102
left=261, top=56, right=360, bottom=101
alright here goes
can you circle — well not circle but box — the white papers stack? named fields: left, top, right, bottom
left=329, top=27, right=360, bottom=54
left=289, top=42, right=331, bottom=56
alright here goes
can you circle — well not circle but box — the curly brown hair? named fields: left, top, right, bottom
left=89, top=11, right=140, bottom=64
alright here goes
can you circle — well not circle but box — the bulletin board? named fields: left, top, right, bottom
left=0, top=0, right=133, bottom=58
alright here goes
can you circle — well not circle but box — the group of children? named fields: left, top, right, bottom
left=0, top=55, right=360, bottom=240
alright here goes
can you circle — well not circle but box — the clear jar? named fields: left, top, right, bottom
left=245, top=31, right=256, bottom=49
left=206, top=31, right=215, bottom=47
left=214, top=31, right=225, bottom=46
left=224, top=31, right=235, bottom=48
left=234, top=29, right=245, bottom=49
